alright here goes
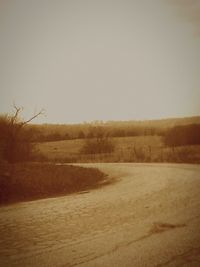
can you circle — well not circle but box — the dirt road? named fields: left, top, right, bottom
left=0, top=163, right=200, bottom=266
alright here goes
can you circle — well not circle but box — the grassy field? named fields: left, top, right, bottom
left=36, top=136, right=200, bottom=163
left=0, top=163, right=107, bottom=205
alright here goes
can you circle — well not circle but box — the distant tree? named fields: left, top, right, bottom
left=86, top=126, right=108, bottom=139
left=65, top=133, right=70, bottom=139
left=78, top=131, right=85, bottom=139
left=0, top=105, right=44, bottom=163
left=81, top=137, right=115, bottom=154
left=164, top=124, right=200, bottom=147
left=81, top=128, right=115, bottom=154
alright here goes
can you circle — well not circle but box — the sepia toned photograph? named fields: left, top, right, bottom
left=0, top=0, right=200, bottom=266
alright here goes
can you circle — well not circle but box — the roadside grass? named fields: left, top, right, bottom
left=35, top=136, right=200, bottom=163
left=0, top=162, right=107, bottom=205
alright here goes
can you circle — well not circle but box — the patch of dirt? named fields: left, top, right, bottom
left=149, top=222, right=186, bottom=234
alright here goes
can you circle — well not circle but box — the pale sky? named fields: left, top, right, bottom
left=0, top=0, right=200, bottom=123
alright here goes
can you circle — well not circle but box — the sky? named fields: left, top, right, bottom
left=0, top=0, right=200, bottom=124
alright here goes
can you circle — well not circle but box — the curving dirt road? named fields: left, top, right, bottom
left=0, top=163, right=200, bottom=266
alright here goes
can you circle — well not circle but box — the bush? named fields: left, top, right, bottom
left=0, top=107, right=43, bottom=163
left=81, top=137, right=115, bottom=154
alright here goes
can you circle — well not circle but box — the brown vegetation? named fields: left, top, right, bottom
left=0, top=106, right=44, bottom=163
left=36, top=135, right=200, bottom=163
left=30, top=116, right=200, bottom=142
left=1, top=111, right=200, bottom=165
left=164, top=124, right=200, bottom=147
left=0, top=163, right=107, bottom=205
left=80, top=128, right=115, bottom=154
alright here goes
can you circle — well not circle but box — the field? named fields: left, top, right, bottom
left=36, top=135, right=200, bottom=163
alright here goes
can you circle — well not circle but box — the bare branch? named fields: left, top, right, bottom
left=21, top=108, right=45, bottom=126
left=11, top=105, right=22, bottom=125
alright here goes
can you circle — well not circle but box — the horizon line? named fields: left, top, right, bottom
left=30, top=114, right=200, bottom=126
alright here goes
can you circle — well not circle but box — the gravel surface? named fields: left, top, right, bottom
left=0, top=163, right=200, bottom=267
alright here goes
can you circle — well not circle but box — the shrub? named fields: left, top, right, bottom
left=81, top=137, right=115, bottom=154
left=0, top=107, right=43, bottom=163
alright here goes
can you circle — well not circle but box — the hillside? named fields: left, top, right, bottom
left=36, top=135, right=200, bottom=163
left=30, top=116, right=200, bottom=141
left=32, top=116, right=200, bottom=164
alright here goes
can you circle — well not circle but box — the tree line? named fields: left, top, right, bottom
left=164, top=124, right=200, bottom=147
left=30, top=124, right=166, bottom=142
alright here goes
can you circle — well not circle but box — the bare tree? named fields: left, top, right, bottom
left=0, top=105, right=44, bottom=163
left=81, top=127, right=114, bottom=154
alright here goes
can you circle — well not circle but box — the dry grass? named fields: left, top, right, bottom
left=36, top=139, right=83, bottom=161
left=0, top=162, right=107, bottom=205
left=36, top=136, right=162, bottom=161
left=35, top=136, right=200, bottom=163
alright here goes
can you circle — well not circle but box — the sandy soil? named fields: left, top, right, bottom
left=0, top=163, right=200, bottom=266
